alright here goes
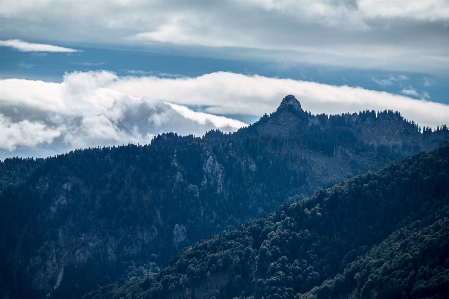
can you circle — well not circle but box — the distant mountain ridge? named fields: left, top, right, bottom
left=243, top=95, right=445, bottom=153
left=0, top=95, right=448, bottom=299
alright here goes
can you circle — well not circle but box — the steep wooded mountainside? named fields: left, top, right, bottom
left=84, top=143, right=449, bottom=299
left=0, top=95, right=448, bottom=299
left=0, top=157, right=44, bottom=191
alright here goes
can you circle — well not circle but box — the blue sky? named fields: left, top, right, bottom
left=1, top=0, right=448, bottom=159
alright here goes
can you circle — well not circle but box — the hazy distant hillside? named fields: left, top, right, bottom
left=0, top=95, right=448, bottom=299
left=85, top=143, right=449, bottom=299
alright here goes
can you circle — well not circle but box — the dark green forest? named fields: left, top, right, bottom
left=1, top=96, right=448, bottom=299
left=0, top=157, right=44, bottom=191
left=84, top=143, right=449, bottom=299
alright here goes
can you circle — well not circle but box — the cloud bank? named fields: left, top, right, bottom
left=1, top=71, right=448, bottom=159
left=110, top=72, right=449, bottom=128
left=0, top=39, right=79, bottom=52
left=0, top=71, right=246, bottom=159
left=1, top=0, right=448, bottom=74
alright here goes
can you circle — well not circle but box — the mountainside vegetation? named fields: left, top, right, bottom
left=0, top=157, right=44, bottom=191
left=1, top=95, right=448, bottom=299
left=84, top=142, right=449, bottom=299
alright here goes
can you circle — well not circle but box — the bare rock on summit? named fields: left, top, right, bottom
left=277, top=94, right=303, bottom=112
left=251, top=95, right=308, bottom=136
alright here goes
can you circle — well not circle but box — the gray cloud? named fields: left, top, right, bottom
left=0, top=1, right=448, bottom=74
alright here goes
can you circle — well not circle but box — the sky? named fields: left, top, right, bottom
left=0, top=0, right=448, bottom=160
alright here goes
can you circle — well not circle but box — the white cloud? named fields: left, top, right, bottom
left=372, top=77, right=394, bottom=86
left=169, top=103, right=245, bottom=131
left=0, top=39, right=79, bottom=52
left=1, top=71, right=448, bottom=159
left=109, top=72, right=449, bottom=130
left=401, top=87, right=430, bottom=99
left=401, top=88, right=420, bottom=98
left=422, top=78, right=432, bottom=87
left=372, top=75, right=409, bottom=86
left=0, top=71, right=247, bottom=158
left=0, top=115, right=61, bottom=151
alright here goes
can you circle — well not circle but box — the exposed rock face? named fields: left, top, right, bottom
left=173, top=224, right=188, bottom=249
left=202, top=155, right=224, bottom=194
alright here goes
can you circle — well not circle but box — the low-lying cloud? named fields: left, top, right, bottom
left=1, top=71, right=448, bottom=159
left=110, top=72, right=449, bottom=128
left=0, top=71, right=246, bottom=159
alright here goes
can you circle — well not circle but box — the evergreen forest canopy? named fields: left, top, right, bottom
left=85, top=142, right=449, bottom=299
left=0, top=95, right=448, bottom=299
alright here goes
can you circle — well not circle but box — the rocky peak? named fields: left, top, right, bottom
left=277, top=95, right=303, bottom=112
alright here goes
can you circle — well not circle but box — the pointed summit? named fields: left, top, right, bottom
left=244, top=94, right=307, bottom=136
left=277, top=95, right=303, bottom=112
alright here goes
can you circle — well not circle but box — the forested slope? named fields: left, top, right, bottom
left=0, top=157, right=44, bottom=192
left=84, top=143, right=449, bottom=299
left=1, top=95, right=448, bottom=299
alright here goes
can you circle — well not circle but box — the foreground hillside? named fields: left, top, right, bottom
left=1, top=96, right=448, bottom=299
left=85, top=143, right=449, bottom=299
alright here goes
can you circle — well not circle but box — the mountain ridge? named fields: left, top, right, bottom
left=241, top=95, right=446, bottom=153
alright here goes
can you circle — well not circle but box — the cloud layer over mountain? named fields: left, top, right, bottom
left=0, top=71, right=246, bottom=159
left=109, top=72, right=449, bottom=129
left=1, top=70, right=448, bottom=159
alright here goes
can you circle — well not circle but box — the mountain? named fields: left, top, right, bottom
left=244, top=95, right=445, bottom=152
left=83, top=142, right=449, bottom=299
left=0, top=95, right=448, bottom=299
